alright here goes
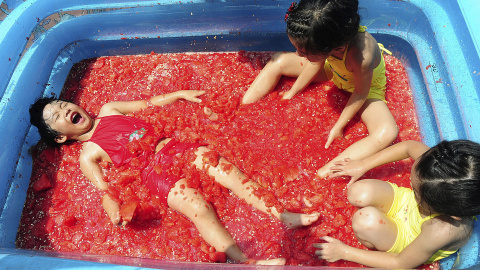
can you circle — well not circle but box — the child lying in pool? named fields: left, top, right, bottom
left=29, top=90, right=320, bottom=265
left=314, top=140, right=480, bottom=268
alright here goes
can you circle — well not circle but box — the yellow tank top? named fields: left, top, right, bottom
left=325, top=26, right=388, bottom=100
left=387, top=183, right=458, bottom=263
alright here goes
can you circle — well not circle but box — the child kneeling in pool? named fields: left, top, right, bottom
left=30, top=90, right=320, bottom=265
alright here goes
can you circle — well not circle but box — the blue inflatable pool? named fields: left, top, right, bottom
left=0, top=0, right=479, bottom=269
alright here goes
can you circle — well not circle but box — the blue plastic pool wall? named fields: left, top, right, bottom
left=0, top=0, right=479, bottom=269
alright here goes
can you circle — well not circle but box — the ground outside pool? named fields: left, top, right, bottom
left=1, top=0, right=479, bottom=269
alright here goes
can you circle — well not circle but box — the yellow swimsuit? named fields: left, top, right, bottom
left=323, top=26, right=389, bottom=101
left=386, top=182, right=457, bottom=263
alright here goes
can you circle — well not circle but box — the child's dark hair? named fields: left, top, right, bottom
left=415, top=140, right=480, bottom=218
left=29, top=96, right=62, bottom=147
left=286, top=0, right=360, bottom=55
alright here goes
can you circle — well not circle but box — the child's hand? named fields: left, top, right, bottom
left=281, top=89, right=297, bottom=100
left=325, top=124, right=344, bottom=149
left=109, top=211, right=128, bottom=226
left=329, top=158, right=367, bottom=187
left=101, top=193, right=127, bottom=226
left=313, top=236, right=349, bottom=262
left=179, top=90, right=205, bottom=103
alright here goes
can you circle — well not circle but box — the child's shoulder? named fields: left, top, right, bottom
left=98, top=103, right=115, bottom=116
left=346, top=32, right=380, bottom=68
left=98, top=102, right=126, bottom=117
left=350, top=31, right=377, bottom=53
left=423, top=215, right=474, bottom=243
left=80, top=140, right=108, bottom=163
left=410, top=216, right=470, bottom=254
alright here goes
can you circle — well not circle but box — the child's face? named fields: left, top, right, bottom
left=289, top=36, right=330, bottom=63
left=43, top=101, right=93, bottom=142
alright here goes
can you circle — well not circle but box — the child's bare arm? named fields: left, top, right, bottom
left=79, top=146, right=123, bottom=225
left=325, top=89, right=368, bottom=149
left=79, top=148, right=110, bottom=191
left=101, top=194, right=124, bottom=226
left=325, top=48, right=372, bottom=149
left=99, top=90, right=205, bottom=116
left=329, top=140, right=430, bottom=185
left=150, top=90, right=205, bottom=106
left=314, top=236, right=431, bottom=268
left=282, top=61, right=323, bottom=100
left=314, top=223, right=452, bottom=269
left=355, top=140, right=429, bottom=169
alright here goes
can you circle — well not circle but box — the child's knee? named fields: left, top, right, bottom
left=373, top=123, right=398, bottom=147
left=168, top=192, right=214, bottom=218
left=207, top=157, right=245, bottom=189
left=383, top=123, right=399, bottom=142
left=347, top=180, right=374, bottom=207
left=352, top=206, right=381, bottom=234
left=191, top=200, right=214, bottom=218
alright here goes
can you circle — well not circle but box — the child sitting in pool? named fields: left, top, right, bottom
left=29, top=90, right=320, bottom=265
left=314, top=140, right=480, bottom=268
left=242, top=0, right=398, bottom=179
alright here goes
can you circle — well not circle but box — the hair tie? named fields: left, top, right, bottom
left=285, top=2, right=297, bottom=22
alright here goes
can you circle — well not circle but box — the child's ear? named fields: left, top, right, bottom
left=54, top=135, right=67, bottom=144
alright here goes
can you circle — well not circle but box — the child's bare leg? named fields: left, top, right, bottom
left=317, top=99, right=398, bottom=178
left=279, top=211, right=321, bottom=228
left=242, top=52, right=307, bottom=104
left=167, top=179, right=247, bottom=262
left=193, top=147, right=319, bottom=228
left=348, top=179, right=397, bottom=250
left=168, top=179, right=286, bottom=265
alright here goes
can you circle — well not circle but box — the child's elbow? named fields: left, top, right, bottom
left=390, top=251, right=431, bottom=269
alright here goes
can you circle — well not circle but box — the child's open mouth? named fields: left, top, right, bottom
left=71, top=112, right=83, bottom=124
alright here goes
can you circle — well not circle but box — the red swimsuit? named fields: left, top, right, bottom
left=87, top=115, right=203, bottom=205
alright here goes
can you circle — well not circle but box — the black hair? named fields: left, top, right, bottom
left=286, top=0, right=360, bottom=55
left=29, top=96, right=63, bottom=147
left=415, top=140, right=480, bottom=218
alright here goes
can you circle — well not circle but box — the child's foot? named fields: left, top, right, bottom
left=280, top=211, right=320, bottom=229
left=253, top=258, right=286, bottom=265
